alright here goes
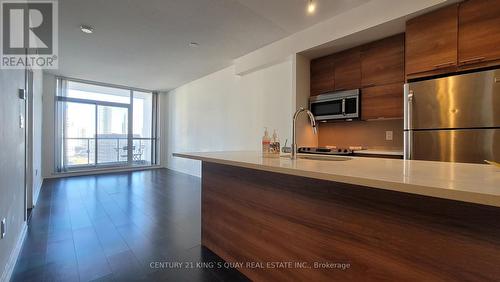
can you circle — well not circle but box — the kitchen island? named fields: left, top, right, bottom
left=173, top=151, right=500, bottom=281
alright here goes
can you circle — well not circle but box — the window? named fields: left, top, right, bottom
left=65, top=81, right=131, bottom=104
left=55, top=78, right=158, bottom=172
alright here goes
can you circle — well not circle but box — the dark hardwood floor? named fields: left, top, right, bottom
left=11, top=169, right=248, bottom=282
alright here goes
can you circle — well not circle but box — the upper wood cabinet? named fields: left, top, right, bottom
left=310, top=55, right=335, bottom=96
left=361, top=83, right=403, bottom=120
left=361, top=34, right=405, bottom=120
left=458, top=0, right=500, bottom=68
left=334, top=48, right=361, bottom=91
left=310, top=49, right=361, bottom=96
left=361, top=34, right=404, bottom=87
left=405, top=4, right=458, bottom=79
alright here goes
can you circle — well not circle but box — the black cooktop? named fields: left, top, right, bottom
left=298, top=147, right=353, bottom=155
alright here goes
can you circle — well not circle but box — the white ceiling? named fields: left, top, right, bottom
left=300, top=0, right=458, bottom=59
left=49, top=0, right=369, bottom=91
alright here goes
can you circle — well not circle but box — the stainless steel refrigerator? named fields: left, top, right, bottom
left=404, top=69, right=500, bottom=164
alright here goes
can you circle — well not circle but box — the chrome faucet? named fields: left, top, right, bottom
left=291, top=107, right=317, bottom=160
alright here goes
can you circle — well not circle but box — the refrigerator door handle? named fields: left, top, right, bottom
left=404, top=85, right=413, bottom=160
left=407, top=90, right=413, bottom=130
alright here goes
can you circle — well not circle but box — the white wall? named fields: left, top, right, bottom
left=165, top=60, right=293, bottom=176
left=42, top=73, right=56, bottom=178
left=0, top=69, right=25, bottom=281
left=0, top=67, right=43, bottom=280
left=32, top=70, right=44, bottom=205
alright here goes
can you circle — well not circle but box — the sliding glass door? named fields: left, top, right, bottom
left=56, top=78, right=158, bottom=172
left=62, top=102, right=96, bottom=166
left=96, top=105, right=129, bottom=165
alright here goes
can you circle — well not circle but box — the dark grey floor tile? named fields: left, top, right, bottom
left=45, top=238, right=76, bottom=264
left=11, top=265, right=46, bottom=282
left=42, top=261, right=79, bottom=282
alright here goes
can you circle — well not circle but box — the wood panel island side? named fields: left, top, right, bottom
left=174, top=151, right=500, bottom=281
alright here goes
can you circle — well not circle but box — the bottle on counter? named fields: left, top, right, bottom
left=262, top=127, right=271, bottom=157
left=270, top=129, right=280, bottom=157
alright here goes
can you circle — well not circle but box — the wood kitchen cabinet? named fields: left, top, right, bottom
left=310, top=48, right=361, bottom=96
left=310, top=55, right=335, bottom=96
left=361, top=34, right=404, bottom=120
left=458, top=0, right=500, bottom=69
left=361, top=83, right=403, bottom=120
left=405, top=4, right=458, bottom=79
left=361, top=34, right=404, bottom=87
left=201, top=161, right=500, bottom=281
left=334, top=48, right=361, bottom=91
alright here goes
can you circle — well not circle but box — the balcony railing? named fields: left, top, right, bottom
left=63, top=137, right=155, bottom=167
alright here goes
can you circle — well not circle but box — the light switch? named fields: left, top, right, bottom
left=18, top=89, right=26, bottom=100
left=385, top=131, right=393, bottom=141
left=1, top=218, right=6, bottom=239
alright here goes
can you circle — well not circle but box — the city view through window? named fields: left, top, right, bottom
left=57, top=80, right=156, bottom=171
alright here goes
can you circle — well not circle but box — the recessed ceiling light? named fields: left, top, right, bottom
left=307, top=0, right=316, bottom=14
left=80, top=25, right=94, bottom=34
left=189, top=42, right=200, bottom=47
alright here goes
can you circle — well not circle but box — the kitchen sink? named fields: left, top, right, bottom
left=280, top=155, right=351, bottom=161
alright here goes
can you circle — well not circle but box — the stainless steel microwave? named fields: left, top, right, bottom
left=309, top=89, right=360, bottom=121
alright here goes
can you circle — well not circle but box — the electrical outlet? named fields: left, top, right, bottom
left=385, top=131, right=393, bottom=141
left=1, top=218, right=6, bottom=239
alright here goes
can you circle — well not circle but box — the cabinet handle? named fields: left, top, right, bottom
left=433, top=61, right=455, bottom=69
left=495, top=77, right=500, bottom=83
left=363, top=83, right=375, bottom=88
left=460, top=57, right=485, bottom=65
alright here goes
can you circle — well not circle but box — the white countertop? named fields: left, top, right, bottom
left=173, top=151, right=500, bottom=208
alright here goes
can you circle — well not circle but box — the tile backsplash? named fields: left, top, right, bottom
left=318, top=119, right=403, bottom=150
